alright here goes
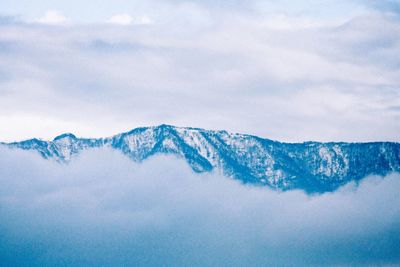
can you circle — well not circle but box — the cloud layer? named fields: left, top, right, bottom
left=36, top=10, right=68, bottom=25
left=0, top=148, right=399, bottom=266
left=0, top=2, right=399, bottom=142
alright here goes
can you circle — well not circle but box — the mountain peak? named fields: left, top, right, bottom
left=53, top=133, right=77, bottom=141
left=157, top=124, right=174, bottom=128
left=4, top=126, right=400, bottom=193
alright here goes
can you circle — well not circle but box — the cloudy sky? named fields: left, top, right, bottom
left=0, top=0, right=400, bottom=142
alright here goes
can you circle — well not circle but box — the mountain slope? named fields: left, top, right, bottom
left=2, top=125, right=399, bottom=193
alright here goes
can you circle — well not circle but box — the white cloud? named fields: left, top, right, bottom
left=0, top=8, right=399, bottom=142
left=106, top=14, right=152, bottom=26
left=136, top=15, right=152, bottom=25
left=0, top=148, right=399, bottom=266
left=107, top=14, right=133, bottom=25
left=36, top=10, right=68, bottom=25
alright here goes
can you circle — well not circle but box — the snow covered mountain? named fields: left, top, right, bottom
left=2, top=124, right=400, bottom=193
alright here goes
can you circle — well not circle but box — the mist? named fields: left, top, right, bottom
left=0, top=147, right=399, bottom=266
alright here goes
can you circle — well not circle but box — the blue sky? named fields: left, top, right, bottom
left=1, top=0, right=399, bottom=22
left=0, top=0, right=399, bottom=142
left=0, top=0, right=386, bottom=23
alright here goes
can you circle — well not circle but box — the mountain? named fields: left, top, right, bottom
left=2, top=124, right=399, bottom=193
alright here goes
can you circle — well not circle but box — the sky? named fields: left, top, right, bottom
left=0, top=148, right=399, bottom=266
left=0, top=0, right=400, bottom=142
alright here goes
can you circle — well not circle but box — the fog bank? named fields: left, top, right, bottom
left=0, top=148, right=399, bottom=266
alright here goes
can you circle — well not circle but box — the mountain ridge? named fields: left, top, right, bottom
left=2, top=124, right=399, bottom=193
